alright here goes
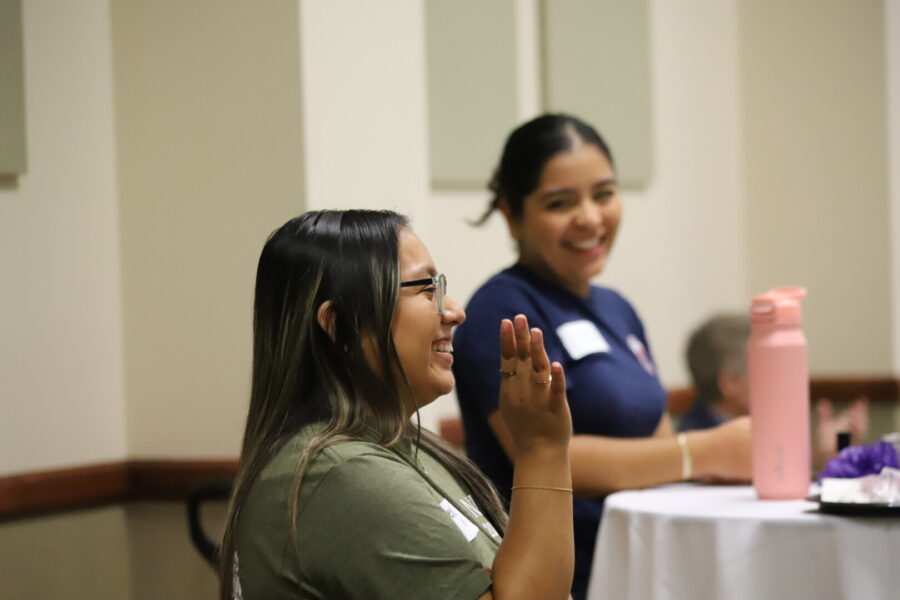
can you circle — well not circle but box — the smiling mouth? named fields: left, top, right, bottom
left=565, top=234, right=607, bottom=252
left=433, top=341, right=453, bottom=353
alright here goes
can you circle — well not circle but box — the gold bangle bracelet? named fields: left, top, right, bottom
left=510, top=485, right=574, bottom=493
left=676, top=433, right=693, bottom=481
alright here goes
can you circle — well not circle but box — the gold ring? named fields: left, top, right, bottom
left=499, top=369, right=517, bottom=377
left=531, top=375, right=552, bottom=386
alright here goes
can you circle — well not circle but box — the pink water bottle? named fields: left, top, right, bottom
left=747, top=287, right=811, bottom=499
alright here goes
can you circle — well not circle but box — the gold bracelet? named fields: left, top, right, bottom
left=675, top=433, right=693, bottom=481
left=510, top=485, right=574, bottom=493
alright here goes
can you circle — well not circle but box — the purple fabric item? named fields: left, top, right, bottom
left=819, top=440, right=900, bottom=480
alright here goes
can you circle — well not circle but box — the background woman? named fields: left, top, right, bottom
left=219, top=209, right=574, bottom=600
left=452, top=114, right=752, bottom=599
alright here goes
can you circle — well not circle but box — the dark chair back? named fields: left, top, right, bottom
left=187, top=477, right=233, bottom=570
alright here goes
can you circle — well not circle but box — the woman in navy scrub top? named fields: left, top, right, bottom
left=452, top=114, right=753, bottom=600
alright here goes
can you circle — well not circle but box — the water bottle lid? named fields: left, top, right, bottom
left=769, top=286, right=807, bottom=300
left=750, top=286, right=805, bottom=324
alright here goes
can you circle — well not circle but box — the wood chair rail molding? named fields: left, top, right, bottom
left=2, top=376, right=897, bottom=522
left=0, top=459, right=238, bottom=522
left=0, top=462, right=130, bottom=521
left=666, top=375, right=900, bottom=415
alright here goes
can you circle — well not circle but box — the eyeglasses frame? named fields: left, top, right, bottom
left=399, top=273, right=447, bottom=314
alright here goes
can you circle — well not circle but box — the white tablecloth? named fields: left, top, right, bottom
left=587, top=484, right=900, bottom=600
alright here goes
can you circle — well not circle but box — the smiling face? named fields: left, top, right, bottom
left=505, top=142, right=621, bottom=297
left=392, top=228, right=465, bottom=410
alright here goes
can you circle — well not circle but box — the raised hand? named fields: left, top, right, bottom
left=497, top=314, right=571, bottom=455
left=490, top=314, right=574, bottom=600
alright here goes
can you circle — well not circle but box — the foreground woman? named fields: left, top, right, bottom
left=220, top=210, right=574, bottom=600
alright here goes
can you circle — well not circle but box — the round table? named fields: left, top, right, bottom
left=587, top=483, right=900, bottom=600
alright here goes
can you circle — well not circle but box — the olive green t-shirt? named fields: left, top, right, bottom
left=235, top=426, right=502, bottom=599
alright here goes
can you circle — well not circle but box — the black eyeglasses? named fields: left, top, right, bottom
left=400, top=273, right=447, bottom=314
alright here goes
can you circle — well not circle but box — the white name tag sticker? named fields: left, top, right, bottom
left=440, top=498, right=478, bottom=542
left=460, top=494, right=501, bottom=541
left=556, top=319, right=610, bottom=360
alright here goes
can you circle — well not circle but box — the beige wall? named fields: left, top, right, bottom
left=604, top=0, right=745, bottom=383
left=2, top=0, right=897, bottom=462
left=423, top=0, right=746, bottom=428
left=0, top=506, right=132, bottom=599
left=741, top=0, right=891, bottom=374
left=111, top=0, right=305, bottom=458
left=0, top=501, right=224, bottom=600
left=299, top=0, right=433, bottom=238
left=0, top=0, right=127, bottom=475
left=888, top=0, right=900, bottom=376
left=126, top=502, right=223, bottom=600
left=426, top=0, right=898, bottom=427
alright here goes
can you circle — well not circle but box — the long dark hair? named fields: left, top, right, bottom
left=219, top=209, right=508, bottom=598
left=476, top=113, right=614, bottom=224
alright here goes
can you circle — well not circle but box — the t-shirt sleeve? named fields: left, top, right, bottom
left=453, top=283, right=545, bottom=420
left=297, top=451, right=494, bottom=600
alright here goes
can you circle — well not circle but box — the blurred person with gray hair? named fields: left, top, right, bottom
left=679, top=314, right=751, bottom=432
left=678, top=313, right=868, bottom=468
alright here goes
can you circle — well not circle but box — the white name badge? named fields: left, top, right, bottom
left=556, top=319, right=611, bottom=360
left=460, top=494, right=501, bottom=541
left=440, top=498, right=478, bottom=542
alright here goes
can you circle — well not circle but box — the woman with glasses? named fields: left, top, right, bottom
left=452, top=114, right=753, bottom=599
left=220, top=210, right=575, bottom=600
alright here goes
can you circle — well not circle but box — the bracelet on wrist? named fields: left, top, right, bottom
left=676, top=433, right=693, bottom=481
left=510, top=485, right=574, bottom=493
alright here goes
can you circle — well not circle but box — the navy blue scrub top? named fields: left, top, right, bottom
left=452, top=265, right=667, bottom=597
left=677, top=401, right=726, bottom=432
